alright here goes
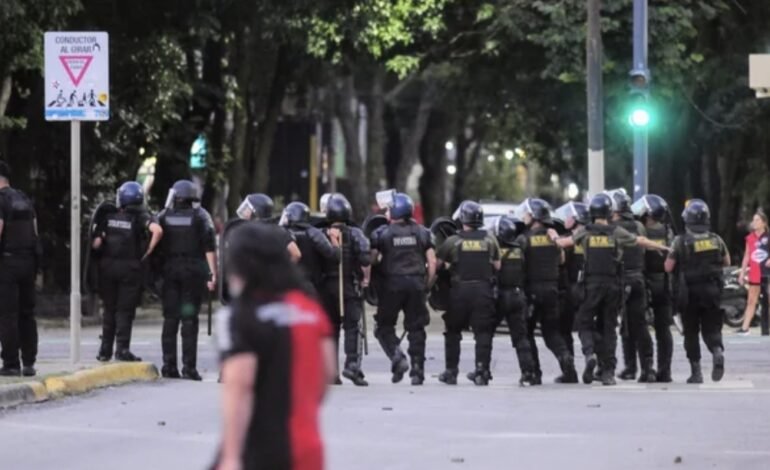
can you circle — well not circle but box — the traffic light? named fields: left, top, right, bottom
left=627, top=70, right=651, bottom=128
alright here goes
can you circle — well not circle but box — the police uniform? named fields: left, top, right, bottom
left=319, top=223, right=371, bottom=383
left=95, top=206, right=154, bottom=360
left=517, top=226, right=575, bottom=381
left=437, top=229, right=500, bottom=382
left=668, top=230, right=727, bottom=369
left=496, top=240, right=536, bottom=380
left=0, top=187, right=38, bottom=373
left=562, top=241, right=585, bottom=356
left=287, top=222, right=339, bottom=294
left=158, top=204, right=216, bottom=376
left=371, top=220, right=433, bottom=382
left=573, top=224, right=638, bottom=383
left=645, top=221, right=674, bottom=379
left=614, top=216, right=655, bottom=380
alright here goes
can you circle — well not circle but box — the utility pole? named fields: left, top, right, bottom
left=631, top=0, right=649, bottom=201
left=586, top=0, right=605, bottom=196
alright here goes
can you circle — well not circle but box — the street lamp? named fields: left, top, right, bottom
left=446, top=164, right=457, bottom=175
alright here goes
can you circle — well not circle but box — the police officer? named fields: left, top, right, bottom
left=516, top=198, right=578, bottom=384
left=494, top=215, right=537, bottom=385
left=93, top=181, right=163, bottom=363
left=608, top=189, right=655, bottom=383
left=436, top=201, right=500, bottom=386
left=552, top=194, right=669, bottom=385
left=665, top=199, right=730, bottom=383
left=555, top=202, right=590, bottom=359
left=0, top=161, right=40, bottom=376
left=319, top=194, right=371, bottom=386
left=633, top=194, right=675, bottom=382
left=280, top=201, right=339, bottom=294
left=158, top=180, right=217, bottom=380
left=370, top=193, right=435, bottom=385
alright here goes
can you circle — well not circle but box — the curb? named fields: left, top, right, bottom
left=0, top=362, right=159, bottom=409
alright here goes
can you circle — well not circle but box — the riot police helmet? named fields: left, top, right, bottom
left=280, top=201, right=310, bottom=226
left=326, top=194, right=352, bottom=223
left=496, top=215, right=524, bottom=245
left=631, top=194, right=669, bottom=222
left=117, top=181, right=144, bottom=208
left=516, top=198, right=553, bottom=225
left=164, top=180, right=199, bottom=209
left=682, top=199, right=710, bottom=228
left=390, top=193, right=414, bottom=220
left=458, top=200, right=484, bottom=228
left=555, top=201, right=589, bottom=229
left=589, top=193, right=614, bottom=220
left=237, top=193, right=274, bottom=221
left=606, top=188, right=632, bottom=214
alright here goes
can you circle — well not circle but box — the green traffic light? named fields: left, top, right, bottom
left=629, top=108, right=650, bottom=127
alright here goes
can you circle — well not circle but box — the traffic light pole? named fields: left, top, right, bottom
left=632, top=0, right=649, bottom=201
left=586, top=0, right=604, bottom=196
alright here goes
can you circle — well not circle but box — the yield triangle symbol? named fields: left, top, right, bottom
left=59, top=55, right=94, bottom=87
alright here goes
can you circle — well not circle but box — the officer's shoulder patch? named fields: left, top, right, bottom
left=588, top=235, right=613, bottom=248
left=461, top=239, right=487, bottom=252
left=693, top=238, right=719, bottom=253
left=529, top=235, right=553, bottom=247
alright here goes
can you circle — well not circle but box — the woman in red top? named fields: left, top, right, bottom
left=214, top=223, right=336, bottom=470
left=737, top=210, right=769, bottom=335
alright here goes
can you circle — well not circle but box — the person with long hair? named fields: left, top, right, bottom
left=737, top=210, right=769, bottom=335
left=213, top=223, right=336, bottom=470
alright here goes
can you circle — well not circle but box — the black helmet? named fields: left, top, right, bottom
left=458, top=200, right=484, bottom=228
left=326, top=194, right=352, bottom=223
left=682, top=199, right=710, bottom=228
left=606, top=188, right=631, bottom=214
left=117, top=181, right=144, bottom=208
left=555, top=201, right=589, bottom=228
left=281, top=202, right=310, bottom=226
left=237, top=193, right=274, bottom=220
left=391, top=193, right=414, bottom=220
left=517, top=198, right=553, bottom=224
left=165, top=180, right=199, bottom=208
left=496, top=215, right=524, bottom=245
left=225, top=222, right=297, bottom=291
left=632, top=194, right=669, bottom=222
left=589, top=193, right=614, bottom=220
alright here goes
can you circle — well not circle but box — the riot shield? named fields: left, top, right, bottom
left=83, top=200, right=118, bottom=295
left=362, top=214, right=389, bottom=306
left=218, top=218, right=247, bottom=304
left=430, top=217, right=459, bottom=248
left=428, top=217, right=459, bottom=311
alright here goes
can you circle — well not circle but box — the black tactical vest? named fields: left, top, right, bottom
left=616, top=218, right=644, bottom=273
left=524, top=227, right=560, bottom=284
left=498, top=243, right=525, bottom=289
left=566, top=244, right=585, bottom=284
left=0, top=188, right=37, bottom=255
left=103, top=211, right=142, bottom=260
left=291, top=225, right=322, bottom=281
left=583, top=224, right=619, bottom=281
left=323, top=225, right=360, bottom=281
left=161, top=208, right=201, bottom=258
left=644, top=224, right=669, bottom=275
left=455, top=230, right=493, bottom=282
left=381, top=222, right=426, bottom=277
left=682, top=232, right=723, bottom=284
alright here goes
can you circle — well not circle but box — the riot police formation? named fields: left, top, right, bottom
left=553, top=194, right=670, bottom=385
left=92, top=182, right=163, bottom=363
left=279, top=201, right=339, bottom=295
left=157, top=180, right=218, bottom=380
left=0, top=161, right=40, bottom=376
left=633, top=195, right=675, bottom=382
left=516, top=198, right=578, bottom=384
left=665, top=199, right=730, bottom=383
left=370, top=193, right=436, bottom=385
left=318, top=194, right=372, bottom=386
left=608, top=189, right=657, bottom=383
left=494, top=215, right=537, bottom=385
left=435, top=201, right=501, bottom=385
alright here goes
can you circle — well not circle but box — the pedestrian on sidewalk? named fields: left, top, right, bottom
left=0, top=160, right=40, bottom=377
left=736, top=210, right=768, bottom=335
left=214, top=222, right=335, bottom=470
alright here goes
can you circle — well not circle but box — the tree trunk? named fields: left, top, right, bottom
left=0, top=75, right=11, bottom=118
left=228, top=28, right=256, bottom=211
left=334, top=74, right=368, bottom=222
left=395, top=80, right=438, bottom=191
left=419, top=110, right=449, bottom=222
left=366, top=66, right=386, bottom=195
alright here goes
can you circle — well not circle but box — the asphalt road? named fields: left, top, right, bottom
left=2, top=322, right=770, bottom=470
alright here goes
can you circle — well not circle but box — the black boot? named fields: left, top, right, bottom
left=410, top=363, right=425, bottom=386
left=519, top=370, right=538, bottom=386
left=181, top=367, right=202, bottom=381
left=470, top=363, right=491, bottom=386
left=617, top=367, right=637, bottom=381
left=438, top=368, right=458, bottom=385
left=22, top=366, right=36, bottom=377
left=601, top=369, right=617, bottom=386
left=161, top=365, right=181, bottom=379
left=0, top=367, right=20, bottom=377
left=712, top=348, right=725, bottom=382
left=687, top=361, right=704, bottom=384
left=638, top=359, right=657, bottom=383
left=656, top=368, right=672, bottom=383
left=391, top=351, right=409, bottom=384
left=342, top=363, right=369, bottom=386
left=530, top=369, right=543, bottom=386
left=582, top=355, right=598, bottom=385
left=555, top=355, right=579, bottom=384
left=115, top=350, right=142, bottom=362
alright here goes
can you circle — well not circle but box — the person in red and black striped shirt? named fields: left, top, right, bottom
left=214, top=223, right=336, bottom=470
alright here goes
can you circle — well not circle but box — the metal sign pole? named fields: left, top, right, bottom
left=632, top=0, right=649, bottom=200
left=70, top=120, right=81, bottom=364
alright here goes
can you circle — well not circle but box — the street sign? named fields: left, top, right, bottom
left=44, top=32, right=109, bottom=121
left=749, top=54, right=770, bottom=98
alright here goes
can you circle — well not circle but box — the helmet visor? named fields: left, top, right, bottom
left=631, top=197, right=650, bottom=218
left=554, top=202, right=577, bottom=225
left=278, top=209, right=289, bottom=227
left=513, top=199, right=532, bottom=220
left=236, top=199, right=255, bottom=220
left=164, top=189, right=176, bottom=210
